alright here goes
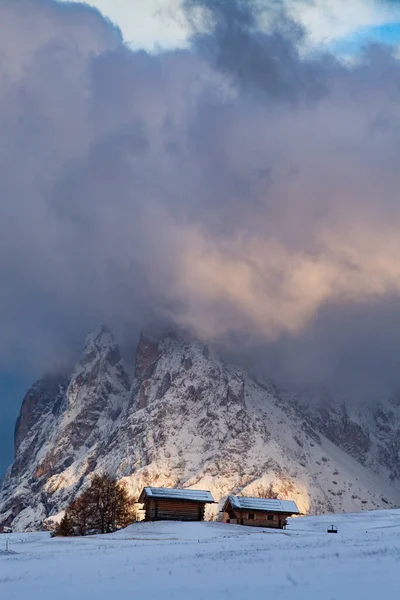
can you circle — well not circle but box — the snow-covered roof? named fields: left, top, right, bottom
left=225, top=496, right=300, bottom=514
left=139, top=487, right=215, bottom=503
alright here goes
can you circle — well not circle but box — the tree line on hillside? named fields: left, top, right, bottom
left=55, top=473, right=135, bottom=536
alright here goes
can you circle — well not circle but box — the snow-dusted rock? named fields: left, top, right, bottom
left=1, top=328, right=400, bottom=531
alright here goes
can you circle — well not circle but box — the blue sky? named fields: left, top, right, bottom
left=0, top=374, right=32, bottom=477
left=331, top=21, right=400, bottom=55
left=61, top=0, right=400, bottom=53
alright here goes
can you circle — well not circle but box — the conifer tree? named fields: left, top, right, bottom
left=55, top=511, right=74, bottom=537
left=54, top=473, right=135, bottom=536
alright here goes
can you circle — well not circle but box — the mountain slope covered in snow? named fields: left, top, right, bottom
left=1, top=326, right=400, bottom=530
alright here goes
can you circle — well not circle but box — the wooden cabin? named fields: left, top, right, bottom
left=138, top=487, right=215, bottom=522
left=222, top=496, right=300, bottom=528
left=0, top=525, right=12, bottom=534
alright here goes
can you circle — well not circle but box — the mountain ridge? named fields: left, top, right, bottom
left=1, top=327, right=400, bottom=530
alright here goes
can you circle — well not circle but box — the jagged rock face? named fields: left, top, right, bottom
left=14, top=376, right=68, bottom=456
left=293, top=390, right=400, bottom=484
left=0, top=326, right=131, bottom=528
left=372, top=398, right=400, bottom=481
left=31, top=326, right=130, bottom=484
left=1, top=328, right=400, bottom=531
left=299, top=402, right=371, bottom=464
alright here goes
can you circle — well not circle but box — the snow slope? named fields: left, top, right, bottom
left=1, top=510, right=400, bottom=600
left=1, top=327, right=400, bottom=530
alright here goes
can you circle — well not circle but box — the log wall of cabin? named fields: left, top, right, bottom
left=229, top=509, right=288, bottom=528
left=144, top=498, right=206, bottom=521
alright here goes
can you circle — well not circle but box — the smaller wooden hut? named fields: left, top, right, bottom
left=222, top=496, right=300, bottom=528
left=0, top=525, right=12, bottom=534
left=138, top=487, right=215, bottom=522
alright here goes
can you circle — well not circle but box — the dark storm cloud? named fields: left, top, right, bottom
left=183, top=0, right=327, bottom=100
left=0, top=0, right=400, bottom=396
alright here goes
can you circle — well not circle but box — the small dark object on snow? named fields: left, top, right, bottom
left=327, top=525, right=338, bottom=534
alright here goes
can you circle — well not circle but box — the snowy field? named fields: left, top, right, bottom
left=1, top=510, right=400, bottom=600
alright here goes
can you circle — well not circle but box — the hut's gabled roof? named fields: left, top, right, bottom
left=224, top=496, right=300, bottom=514
left=139, top=487, right=215, bottom=503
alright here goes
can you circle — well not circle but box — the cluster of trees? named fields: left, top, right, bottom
left=55, top=474, right=135, bottom=536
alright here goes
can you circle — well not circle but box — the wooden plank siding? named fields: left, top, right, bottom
left=225, top=509, right=289, bottom=529
left=144, top=498, right=206, bottom=522
left=222, top=496, right=299, bottom=529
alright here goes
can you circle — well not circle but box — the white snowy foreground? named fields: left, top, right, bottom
left=1, top=510, right=400, bottom=600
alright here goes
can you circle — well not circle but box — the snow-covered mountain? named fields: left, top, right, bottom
left=1, top=326, right=400, bottom=530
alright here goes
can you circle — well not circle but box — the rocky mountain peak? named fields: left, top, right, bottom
left=2, top=326, right=400, bottom=531
left=63, top=325, right=131, bottom=427
left=14, top=375, right=68, bottom=455
left=135, top=332, right=160, bottom=382
left=79, top=324, right=121, bottom=369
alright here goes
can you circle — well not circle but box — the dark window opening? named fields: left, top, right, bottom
left=267, top=515, right=274, bottom=521
left=248, top=513, right=255, bottom=520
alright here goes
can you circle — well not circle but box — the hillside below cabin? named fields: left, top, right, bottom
left=138, top=487, right=215, bottom=522
left=222, top=496, right=300, bottom=528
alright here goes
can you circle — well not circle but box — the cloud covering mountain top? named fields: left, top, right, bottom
left=0, top=0, right=400, bottom=397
